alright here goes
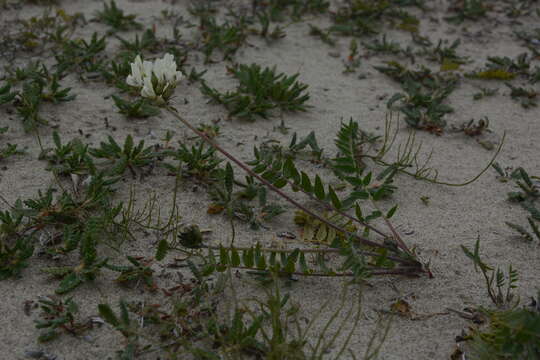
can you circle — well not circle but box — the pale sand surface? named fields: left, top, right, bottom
left=0, top=1, right=539, bottom=359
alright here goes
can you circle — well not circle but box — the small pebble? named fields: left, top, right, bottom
left=277, top=231, right=296, bottom=239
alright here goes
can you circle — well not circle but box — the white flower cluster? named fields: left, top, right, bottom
left=126, top=53, right=183, bottom=104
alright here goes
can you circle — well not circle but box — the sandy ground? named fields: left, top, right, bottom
left=0, top=0, right=539, bottom=359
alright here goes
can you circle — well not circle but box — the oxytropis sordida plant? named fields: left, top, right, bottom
left=124, top=53, right=429, bottom=280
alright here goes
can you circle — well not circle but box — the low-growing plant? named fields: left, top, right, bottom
left=445, top=0, right=490, bottom=24
left=55, top=32, right=107, bottom=76
left=40, top=218, right=112, bottom=294
left=457, top=240, right=539, bottom=359
left=466, top=303, right=540, bottom=360
left=505, top=83, right=538, bottom=108
left=308, top=24, right=336, bottom=46
left=112, top=95, right=161, bottom=119
left=419, top=38, right=469, bottom=68
left=196, top=15, right=248, bottom=63
left=376, top=61, right=458, bottom=133
left=0, top=142, right=25, bottom=161
left=39, top=131, right=94, bottom=176
left=329, top=0, right=389, bottom=37
left=461, top=238, right=519, bottom=308
left=364, top=34, right=402, bottom=55
left=467, top=53, right=531, bottom=80
left=164, top=110, right=429, bottom=278
left=90, top=134, right=160, bottom=177
left=94, top=0, right=142, bottom=32
left=101, top=56, right=134, bottom=90
left=386, top=80, right=455, bottom=133
left=0, top=8, right=84, bottom=61
left=201, top=63, right=310, bottom=121
left=0, top=211, right=34, bottom=279
left=255, top=10, right=287, bottom=41
left=15, top=80, right=46, bottom=132
left=0, top=142, right=15, bottom=163
left=492, top=164, right=540, bottom=242
left=163, top=139, right=222, bottom=180
left=34, top=296, right=92, bottom=342
left=116, top=28, right=161, bottom=56
left=253, top=0, right=329, bottom=22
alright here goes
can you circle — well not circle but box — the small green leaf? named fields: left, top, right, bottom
left=98, top=303, right=120, bottom=327
left=299, top=252, right=309, bottom=274
left=155, top=239, right=169, bottom=261
left=273, top=177, right=287, bottom=188
left=124, top=134, right=134, bottom=155
left=386, top=205, right=398, bottom=219
left=256, top=251, right=267, bottom=270
left=56, top=273, right=82, bottom=294
left=301, top=172, right=312, bottom=192
left=231, top=248, right=241, bottom=267
left=283, top=158, right=299, bottom=181
left=243, top=247, right=254, bottom=268
left=328, top=186, right=342, bottom=209
left=314, top=175, right=325, bottom=200
left=219, top=246, right=230, bottom=266
left=363, top=172, right=372, bottom=186
left=355, top=203, right=364, bottom=220
left=284, top=249, right=299, bottom=273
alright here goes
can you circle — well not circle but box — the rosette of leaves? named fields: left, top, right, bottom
left=94, top=0, right=142, bottom=32
left=90, top=134, right=159, bottom=177
left=493, top=165, right=540, bottom=242
left=55, top=32, right=107, bottom=75
left=35, top=297, right=91, bottom=342
left=39, top=131, right=94, bottom=176
left=162, top=139, right=222, bottom=180
left=112, top=95, right=160, bottom=118
left=196, top=15, right=248, bottom=63
left=376, top=62, right=457, bottom=133
left=201, top=63, right=310, bottom=121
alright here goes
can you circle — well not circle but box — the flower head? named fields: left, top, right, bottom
left=126, top=53, right=184, bottom=104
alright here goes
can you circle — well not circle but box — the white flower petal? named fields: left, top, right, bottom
left=141, top=77, right=156, bottom=98
left=143, top=61, right=154, bottom=78
left=126, top=75, right=137, bottom=87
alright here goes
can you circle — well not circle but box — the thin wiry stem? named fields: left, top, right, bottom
left=371, top=116, right=506, bottom=187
